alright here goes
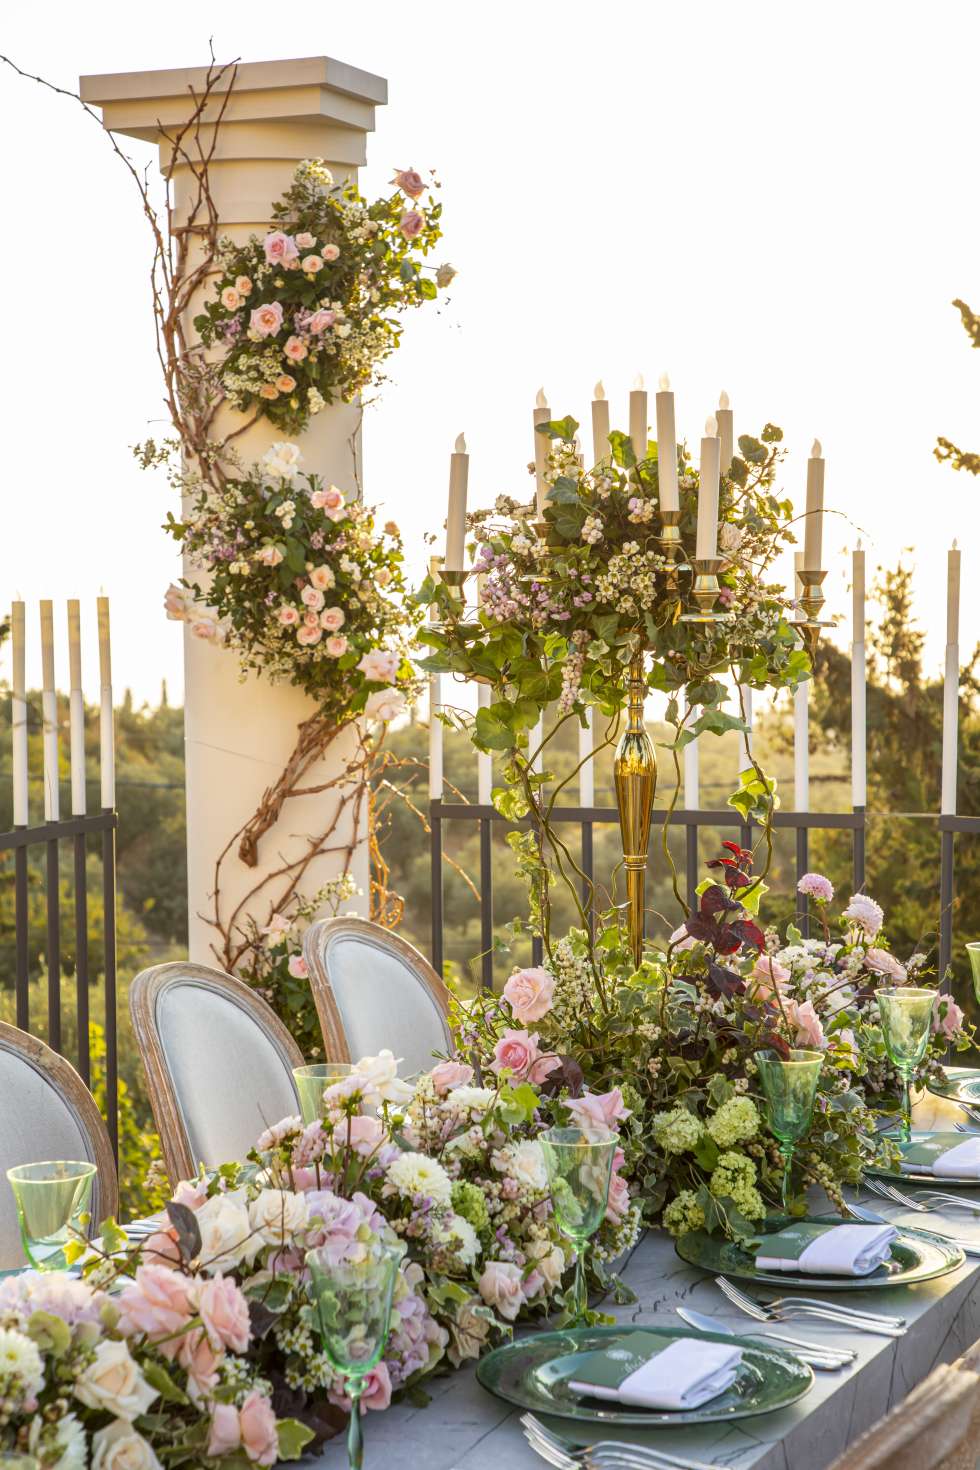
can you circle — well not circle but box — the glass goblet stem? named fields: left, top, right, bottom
left=779, top=1143, right=795, bottom=1211
left=346, top=1382, right=364, bottom=1470
left=900, top=1068, right=913, bottom=1143
left=571, top=1239, right=588, bottom=1325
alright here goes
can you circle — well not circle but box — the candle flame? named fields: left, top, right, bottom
left=658, top=372, right=671, bottom=390
left=719, top=390, right=730, bottom=409
left=633, top=373, right=645, bottom=390
left=454, top=433, right=467, bottom=453
left=856, top=538, right=863, bottom=551
left=535, top=386, right=547, bottom=408
left=705, top=414, right=718, bottom=437
left=593, top=380, right=606, bottom=400
left=811, top=438, right=823, bottom=458
left=953, top=538, right=959, bottom=551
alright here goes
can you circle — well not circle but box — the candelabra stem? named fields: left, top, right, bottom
left=613, top=653, right=657, bottom=968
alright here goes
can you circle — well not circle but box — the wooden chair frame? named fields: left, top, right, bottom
left=0, top=1021, right=118, bottom=1225
left=302, top=916, right=452, bottom=1064
left=130, top=961, right=304, bottom=1186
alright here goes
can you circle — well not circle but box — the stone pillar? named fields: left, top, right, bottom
left=80, top=58, right=387, bottom=962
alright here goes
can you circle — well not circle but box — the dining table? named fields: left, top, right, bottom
left=314, top=1093, right=980, bottom=1470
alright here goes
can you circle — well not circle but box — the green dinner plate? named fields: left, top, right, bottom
left=475, top=1323, right=813, bottom=1426
left=675, top=1215, right=964, bottom=1290
left=928, top=1068, right=980, bottom=1110
left=867, top=1129, right=980, bottom=1188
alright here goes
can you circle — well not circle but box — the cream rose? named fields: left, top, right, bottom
left=92, top=1421, right=163, bottom=1470
left=478, top=1261, right=525, bottom=1321
left=319, top=606, right=345, bottom=632
left=325, top=634, right=348, bottom=657
left=235, top=275, right=253, bottom=295
left=194, top=1195, right=252, bottom=1274
left=309, top=564, right=335, bottom=591
left=74, top=1340, right=158, bottom=1421
left=248, top=1189, right=309, bottom=1251
left=301, top=255, right=324, bottom=274
left=322, top=242, right=341, bottom=262
left=220, top=286, right=241, bottom=311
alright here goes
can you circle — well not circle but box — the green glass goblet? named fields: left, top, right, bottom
left=540, top=1126, right=617, bottom=1326
left=306, top=1242, right=401, bottom=1470
left=293, top=1063, right=353, bottom=1125
left=755, top=1049, right=824, bottom=1210
left=967, top=943, right=980, bottom=1008
left=876, top=986, right=936, bottom=1142
left=6, top=1160, right=97, bottom=1270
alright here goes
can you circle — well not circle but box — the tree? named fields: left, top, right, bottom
left=936, top=298, right=980, bottom=475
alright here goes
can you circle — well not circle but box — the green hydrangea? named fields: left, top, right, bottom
left=709, top=1150, right=765, bottom=1219
left=707, top=1096, right=760, bottom=1148
left=663, top=1190, right=706, bottom=1237
left=652, top=1107, right=704, bottom=1154
left=451, top=1180, right=490, bottom=1235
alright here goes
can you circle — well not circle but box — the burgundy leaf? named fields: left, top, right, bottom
left=707, top=959, right=747, bottom=997
left=730, top=919, right=765, bottom=951
left=699, top=884, right=742, bottom=918
left=758, top=1032, right=791, bottom=1060
left=713, top=929, right=744, bottom=955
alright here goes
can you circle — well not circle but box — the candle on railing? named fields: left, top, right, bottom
left=11, top=601, right=28, bottom=826
left=941, top=541, right=961, bottom=815
left=67, top=600, right=87, bottom=817
left=793, top=554, right=810, bottom=812
left=39, top=601, right=59, bottom=822
left=716, top=390, right=734, bottom=475
left=803, top=439, right=825, bottom=570
left=591, top=381, right=610, bottom=465
left=579, top=707, right=595, bottom=807
left=445, top=433, right=468, bottom=572
left=97, top=595, right=115, bottom=811
left=696, top=416, right=721, bottom=560
left=530, top=716, right=544, bottom=775
left=684, top=696, right=699, bottom=810
left=477, top=684, right=493, bottom=806
left=629, top=374, right=648, bottom=463
left=655, top=373, right=679, bottom=512
left=851, top=541, right=867, bottom=808
left=533, top=387, right=550, bottom=515
left=427, top=557, right=444, bottom=802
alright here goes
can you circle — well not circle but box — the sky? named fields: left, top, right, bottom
left=1, top=0, right=979, bottom=704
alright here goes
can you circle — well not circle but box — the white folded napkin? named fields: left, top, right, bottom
left=569, top=1338, right=742, bottom=1411
left=756, top=1221, right=896, bottom=1276
left=900, top=1135, right=980, bottom=1178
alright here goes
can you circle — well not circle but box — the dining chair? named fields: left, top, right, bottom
left=0, top=1022, right=118, bottom=1270
left=826, top=1361, right=980, bottom=1470
left=130, top=961, right=304, bottom=1186
left=302, top=916, right=453, bottom=1078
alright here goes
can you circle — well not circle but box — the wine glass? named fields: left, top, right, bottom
left=540, top=1126, right=617, bottom=1326
left=306, top=1242, right=401, bottom=1469
left=967, top=943, right=980, bottom=1007
left=876, top=987, right=936, bottom=1141
left=755, top=1049, right=824, bottom=1210
left=6, top=1160, right=97, bottom=1270
left=293, top=1063, right=353, bottom=1125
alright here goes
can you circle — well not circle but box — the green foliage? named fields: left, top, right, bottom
left=935, top=298, right=980, bottom=474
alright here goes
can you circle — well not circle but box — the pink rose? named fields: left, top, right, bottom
left=566, top=1088, right=631, bottom=1140
left=528, top=1053, right=562, bottom=1085
left=311, top=484, right=346, bottom=517
left=933, top=994, right=964, bottom=1039
left=235, top=275, right=253, bottom=295
left=116, top=1264, right=193, bottom=1353
left=301, top=255, right=324, bottom=274
left=308, top=309, right=336, bottom=333
left=669, top=924, right=697, bottom=952
left=288, top=954, right=308, bottom=979
left=784, top=997, right=826, bottom=1050
left=429, top=1060, right=474, bottom=1094
left=334, top=1114, right=386, bottom=1157
left=302, top=610, right=320, bottom=628
left=865, top=947, right=908, bottom=982
left=297, top=624, right=322, bottom=647
left=399, top=209, right=425, bottom=239
left=194, top=1273, right=251, bottom=1354
left=322, top=243, right=340, bottom=262
left=751, top=955, right=792, bottom=1001
left=478, top=1261, right=525, bottom=1321
left=140, top=1228, right=182, bottom=1268
left=239, top=1390, right=279, bottom=1465
left=256, top=544, right=284, bottom=567
left=301, top=585, right=325, bottom=611
left=263, top=230, right=299, bottom=266
left=606, top=1170, right=631, bottom=1226
left=276, top=374, right=296, bottom=393
left=220, top=286, right=241, bottom=311
left=284, top=335, right=308, bottom=362
left=178, top=1329, right=221, bottom=1404
left=391, top=168, right=426, bottom=200
left=356, top=650, right=401, bottom=684
left=173, top=1178, right=208, bottom=1210
left=491, top=1028, right=543, bottom=1081
left=359, top=1363, right=392, bottom=1412
left=295, top=232, right=316, bottom=250
left=309, top=564, right=335, bottom=590
left=325, top=634, right=348, bottom=657
left=502, top=966, right=555, bottom=1023
left=250, top=301, right=284, bottom=337
left=320, top=606, right=346, bottom=632
left=277, top=605, right=300, bottom=626
left=208, top=1403, right=241, bottom=1459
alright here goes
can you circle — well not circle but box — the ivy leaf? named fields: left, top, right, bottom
left=277, top=1420, right=316, bottom=1462
left=546, top=476, right=582, bottom=505
left=474, top=705, right=516, bottom=752
left=536, top=415, right=580, bottom=442
left=737, top=434, right=768, bottom=466
left=608, top=430, right=636, bottom=469
left=142, top=1359, right=190, bottom=1406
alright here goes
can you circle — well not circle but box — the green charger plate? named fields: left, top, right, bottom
left=675, top=1215, right=964, bottom=1290
left=928, top=1068, right=980, bottom=1110
left=475, top=1323, right=813, bottom=1427
left=867, top=1129, right=980, bottom=1188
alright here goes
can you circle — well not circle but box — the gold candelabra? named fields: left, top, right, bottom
left=792, top=568, right=832, bottom=658
left=613, top=653, right=657, bottom=967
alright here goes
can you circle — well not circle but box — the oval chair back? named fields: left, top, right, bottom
left=302, top=917, right=452, bottom=1077
left=0, top=1023, right=118, bottom=1270
left=130, top=962, right=304, bottom=1186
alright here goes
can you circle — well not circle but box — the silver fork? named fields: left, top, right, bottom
left=865, top=1177, right=932, bottom=1212
left=718, top=1275, right=905, bottom=1326
left=868, top=1173, right=980, bottom=1216
left=913, top=1189, right=980, bottom=1214
left=717, top=1277, right=905, bottom=1336
left=522, top=1414, right=717, bottom=1470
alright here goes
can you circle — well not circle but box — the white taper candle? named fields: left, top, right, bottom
left=947, top=541, right=961, bottom=647
left=428, top=558, right=444, bottom=801
left=804, top=439, right=825, bottom=571
left=11, top=602, right=28, bottom=826
left=793, top=555, right=810, bottom=812
left=578, top=707, right=595, bottom=808
left=851, top=542, right=867, bottom=807
left=477, top=683, right=493, bottom=806
left=67, top=600, right=87, bottom=816
left=39, top=601, right=59, bottom=822
left=716, top=390, right=734, bottom=474
left=97, top=595, right=115, bottom=810
left=684, top=697, right=700, bottom=810
left=942, top=542, right=961, bottom=815
left=445, top=433, right=469, bottom=572
left=629, top=374, right=648, bottom=462
left=591, top=381, right=610, bottom=466
left=533, top=387, right=550, bottom=515
left=696, top=416, right=721, bottom=560
left=655, top=373, right=679, bottom=512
